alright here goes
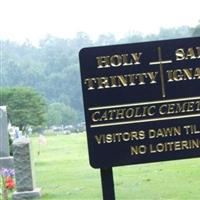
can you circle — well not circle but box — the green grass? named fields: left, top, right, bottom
left=30, top=133, right=200, bottom=200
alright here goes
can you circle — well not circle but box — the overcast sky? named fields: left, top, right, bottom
left=1, top=0, right=200, bottom=44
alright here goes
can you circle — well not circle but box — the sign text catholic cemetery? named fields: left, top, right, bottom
left=79, top=37, right=200, bottom=168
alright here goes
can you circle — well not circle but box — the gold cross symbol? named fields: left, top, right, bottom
left=149, top=47, right=172, bottom=98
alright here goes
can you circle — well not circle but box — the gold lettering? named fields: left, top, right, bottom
left=149, top=139, right=200, bottom=153
left=95, top=135, right=103, bottom=144
left=174, top=103, right=185, bottom=113
left=107, top=109, right=116, bottom=120
left=99, top=111, right=108, bottom=121
left=96, top=56, right=110, bottom=68
left=137, top=73, right=147, bottom=85
left=159, top=104, right=167, bottom=115
left=110, top=55, right=122, bottom=67
left=130, top=145, right=146, bottom=155
left=96, top=77, right=110, bottom=89
left=115, top=109, right=126, bottom=119
left=91, top=111, right=100, bottom=122
left=84, top=78, right=96, bottom=90
left=181, top=140, right=189, bottom=149
left=149, top=144, right=156, bottom=153
left=127, top=74, right=136, bottom=86
left=196, top=47, right=200, bottom=58
left=167, top=67, right=200, bottom=82
left=166, top=70, right=173, bottom=82
left=106, top=134, right=113, bottom=143
left=165, top=142, right=174, bottom=151
left=141, top=106, right=148, bottom=117
left=122, top=132, right=131, bottom=141
left=147, top=72, right=158, bottom=84
left=173, top=69, right=183, bottom=81
left=147, top=106, right=156, bottom=116
left=117, top=75, right=128, bottom=87
left=196, top=101, right=200, bottom=111
left=131, top=52, right=142, bottom=64
left=185, top=48, right=197, bottom=59
left=167, top=103, right=175, bottom=114
left=125, top=108, right=134, bottom=119
left=192, top=139, right=200, bottom=148
left=148, top=127, right=181, bottom=138
left=175, top=48, right=185, bottom=60
left=182, top=68, right=193, bottom=80
left=121, top=54, right=133, bottom=66
left=130, top=132, right=139, bottom=140
left=94, top=131, right=146, bottom=145
left=130, top=146, right=139, bottom=155
left=186, top=101, right=195, bottom=112
left=194, top=68, right=200, bottom=79
left=149, top=129, right=156, bottom=138
left=110, top=76, right=117, bottom=88
left=135, top=107, right=142, bottom=117
left=175, top=47, right=200, bottom=61
left=138, top=131, right=145, bottom=139
left=157, top=143, right=164, bottom=152
left=174, top=141, right=181, bottom=151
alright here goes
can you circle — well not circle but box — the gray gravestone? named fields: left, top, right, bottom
left=0, top=106, right=13, bottom=168
left=12, top=138, right=41, bottom=200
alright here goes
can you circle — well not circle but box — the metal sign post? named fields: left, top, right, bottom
left=100, top=168, right=115, bottom=200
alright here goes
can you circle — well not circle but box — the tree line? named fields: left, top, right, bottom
left=1, top=24, right=200, bottom=129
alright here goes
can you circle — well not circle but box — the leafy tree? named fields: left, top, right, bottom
left=192, top=21, right=200, bottom=37
left=0, top=87, right=46, bottom=131
left=46, top=102, right=78, bottom=127
left=158, top=26, right=192, bottom=40
left=95, top=33, right=116, bottom=45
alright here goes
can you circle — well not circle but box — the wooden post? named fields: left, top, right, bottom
left=100, top=168, right=115, bottom=200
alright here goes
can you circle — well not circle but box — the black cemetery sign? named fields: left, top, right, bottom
left=79, top=37, right=200, bottom=169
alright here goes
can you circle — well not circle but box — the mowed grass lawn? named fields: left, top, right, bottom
left=30, top=133, right=200, bottom=200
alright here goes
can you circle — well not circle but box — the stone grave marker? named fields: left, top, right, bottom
left=0, top=106, right=13, bottom=168
left=12, top=137, right=41, bottom=199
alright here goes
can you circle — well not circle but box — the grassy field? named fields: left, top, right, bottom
left=30, top=133, right=200, bottom=200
